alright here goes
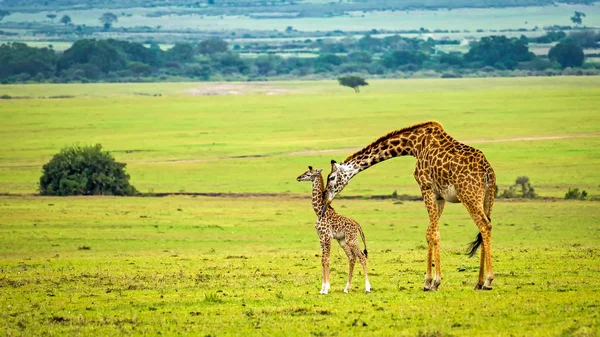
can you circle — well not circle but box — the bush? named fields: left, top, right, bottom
left=39, top=144, right=137, bottom=196
left=500, top=176, right=537, bottom=199
left=565, top=188, right=587, bottom=200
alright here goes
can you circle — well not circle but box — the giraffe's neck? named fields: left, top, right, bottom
left=311, top=173, right=328, bottom=216
left=343, top=121, right=444, bottom=173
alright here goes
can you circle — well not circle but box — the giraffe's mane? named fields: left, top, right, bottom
left=315, top=170, right=325, bottom=193
left=343, top=120, right=443, bottom=163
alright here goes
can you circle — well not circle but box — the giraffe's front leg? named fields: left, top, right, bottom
left=421, top=189, right=440, bottom=291
left=320, top=237, right=331, bottom=294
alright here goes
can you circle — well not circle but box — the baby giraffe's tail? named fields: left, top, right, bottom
left=358, top=225, right=368, bottom=258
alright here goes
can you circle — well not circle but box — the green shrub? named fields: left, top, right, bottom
left=39, top=144, right=137, bottom=196
left=565, top=188, right=587, bottom=200
left=500, top=176, right=537, bottom=199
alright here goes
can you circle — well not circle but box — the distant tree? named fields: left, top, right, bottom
left=58, top=39, right=127, bottom=73
left=128, top=62, right=151, bottom=75
left=197, top=38, right=228, bottom=55
left=348, top=51, right=372, bottom=64
left=39, top=144, right=137, bottom=196
left=357, top=34, right=382, bottom=52
left=46, top=14, right=57, bottom=22
left=167, top=43, right=195, bottom=62
left=60, top=15, right=71, bottom=26
left=253, top=54, right=282, bottom=75
left=100, top=12, right=118, bottom=30
left=568, top=30, right=600, bottom=49
left=381, top=50, right=428, bottom=69
left=570, top=11, right=585, bottom=26
left=0, top=10, right=10, bottom=21
left=548, top=38, right=584, bottom=68
left=338, top=76, right=368, bottom=93
left=208, top=0, right=215, bottom=4
left=464, top=35, right=534, bottom=69
left=317, top=53, right=342, bottom=66
left=106, top=39, right=163, bottom=66
left=0, top=42, right=58, bottom=78
left=439, top=53, right=464, bottom=66
left=285, top=26, right=294, bottom=33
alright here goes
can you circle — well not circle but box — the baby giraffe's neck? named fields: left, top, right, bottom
left=311, top=173, right=328, bottom=217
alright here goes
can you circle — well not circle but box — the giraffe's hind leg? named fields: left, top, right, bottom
left=352, top=245, right=370, bottom=293
left=464, top=200, right=494, bottom=290
left=339, top=240, right=356, bottom=293
left=474, top=240, right=486, bottom=290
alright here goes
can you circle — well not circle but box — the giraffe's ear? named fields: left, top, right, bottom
left=330, top=160, right=337, bottom=164
left=316, top=169, right=323, bottom=174
left=308, top=166, right=313, bottom=170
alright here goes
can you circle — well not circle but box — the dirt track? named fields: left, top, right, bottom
left=131, top=133, right=599, bottom=165
left=2, top=134, right=597, bottom=169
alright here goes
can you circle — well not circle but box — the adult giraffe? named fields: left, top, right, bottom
left=321, top=121, right=496, bottom=291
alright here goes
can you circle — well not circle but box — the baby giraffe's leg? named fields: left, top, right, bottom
left=352, top=245, right=370, bottom=293
left=320, top=237, right=331, bottom=294
left=339, top=240, right=356, bottom=293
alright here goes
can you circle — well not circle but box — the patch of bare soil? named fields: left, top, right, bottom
left=130, top=134, right=599, bottom=165
left=186, top=82, right=295, bottom=96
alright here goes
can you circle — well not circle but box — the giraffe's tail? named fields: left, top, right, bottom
left=467, top=232, right=483, bottom=258
left=467, top=166, right=494, bottom=258
left=358, top=225, right=368, bottom=258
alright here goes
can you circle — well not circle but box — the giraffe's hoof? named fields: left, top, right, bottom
left=423, top=279, right=433, bottom=291
left=482, top=284, right=493, bottom=291
left=430, top=281, right=441, bottom=291
left=343, top=289, right=349, bottom=293
left=365, top=289, right=371, bottom=293
left=474, top=283, right=484, bottom=290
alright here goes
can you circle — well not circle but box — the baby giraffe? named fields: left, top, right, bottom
left=297, top=166, right=371, bottom=294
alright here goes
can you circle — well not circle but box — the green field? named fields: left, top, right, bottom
left=1, top=196, right=599, bottom=336
left=0, top=77, right=599, bottom=335
left=1, top=77, right=599, bottom=197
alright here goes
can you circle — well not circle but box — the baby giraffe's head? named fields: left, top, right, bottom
left=296, top=166, right=323, bottom=182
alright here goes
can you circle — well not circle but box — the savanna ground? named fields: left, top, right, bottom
left=0, top=77, right=599, bottom=336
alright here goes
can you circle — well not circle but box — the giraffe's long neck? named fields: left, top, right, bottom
left=311, top=173, right=328, bottom=216
left=343, top=122, right=443, bottom=173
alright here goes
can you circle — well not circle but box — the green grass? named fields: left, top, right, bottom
left=1, top=77, right=599, bottom=197
left=0, top=77, right=599, bottom=335
left=0, top=196, right=598, bottom=336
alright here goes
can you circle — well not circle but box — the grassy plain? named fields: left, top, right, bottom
left=0, top=77, right=599, bottom=335
left=1, top=77, right=599, bottom=197
left=0, top=196, right=599, bottom=336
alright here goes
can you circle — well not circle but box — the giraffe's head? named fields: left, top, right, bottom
left=296, top=166, right=323, bottom=182
left=321, top=160, right=359, bottom=216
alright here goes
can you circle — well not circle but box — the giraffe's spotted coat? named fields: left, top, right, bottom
left=324, top=121, right=496, bottom=291
left=296, top=166, right=370, bottom=294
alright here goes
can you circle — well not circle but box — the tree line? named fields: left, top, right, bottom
left=0, top=31, right=596, bottom=84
